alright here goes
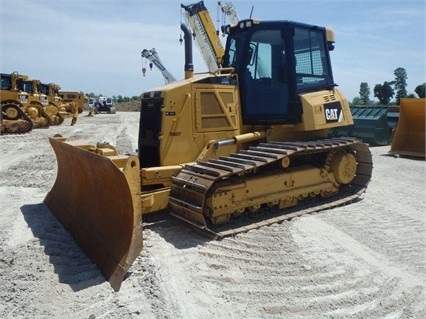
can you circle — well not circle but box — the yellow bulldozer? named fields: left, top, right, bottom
left=1, top=72, right=35, bottom=133
left=41, top=85, right=85, bottom=126
left=44, top=19, right=373, bottom=291
left=1, top=72, right=83, bottom=133
left=0, top=72, right=63, bottom=133
left=37, top=82, right=66, bottom=126
left=57, top=91, right=86, bottom=125
left=14, top=77, right=54, bottom=129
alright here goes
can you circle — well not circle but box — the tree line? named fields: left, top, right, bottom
left=352, top=67, right=425, bottom=106
left=85, top=92, right=141, bottom=103
left=86, top=66, right=425, bottom=107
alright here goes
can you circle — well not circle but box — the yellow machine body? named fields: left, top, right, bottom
left=58, top=91, right=86, bottom=114
left=136, top=75, right=355, bottom=215
left=1, top=72, right=38, bottom=133
left=44, top=18, right=372, bottom=290
left=37, top=82, right=67, bottom=126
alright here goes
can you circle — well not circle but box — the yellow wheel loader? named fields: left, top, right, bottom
left=45, top=20, right=373, bottom=291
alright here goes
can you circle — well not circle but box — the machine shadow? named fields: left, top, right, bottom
left=21, top=203, right=105, bottom=292
left=142, top=210, right=211, bottom=249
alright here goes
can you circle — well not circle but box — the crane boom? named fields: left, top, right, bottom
left=181, top=1, right=224, bottom=72
left=218, top=1, right=239, bottom=25
left=142, top=2, right=240, bottom=79
left=141, top=48, right=177, bottom=84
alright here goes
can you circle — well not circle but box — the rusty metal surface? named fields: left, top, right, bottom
left=44, top=137, right=143, bottom=291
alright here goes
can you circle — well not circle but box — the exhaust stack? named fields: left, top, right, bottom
left=180, top=23, right=194, bottom=79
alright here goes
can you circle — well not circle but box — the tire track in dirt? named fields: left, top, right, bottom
left=292, top=214, right=425, bottom=318
left=187, top=223, right=360, bottom=318
left=1, top=113, right=425, bottom=318
left=0, top=119, right=127, bottom=318
left=174, top=215, right=424, bottom=318
left=321, top=204, right=425, bottom=276
left=126, top=223, right=207, bottom=319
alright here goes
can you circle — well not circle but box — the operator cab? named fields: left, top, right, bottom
left=222, top=19, right=336, bottom=125
left=17, top=79, right=33, bottom=94
left=0, top=74, right=12, bottom=90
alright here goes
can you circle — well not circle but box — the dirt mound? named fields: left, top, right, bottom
left=115, top=100, right=140, bottom=112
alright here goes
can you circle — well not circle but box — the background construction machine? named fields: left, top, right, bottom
left=17, top=77, right=53, bottom=129
left=141, top=48, right=177, bottom=84
left=45, top=15, right=373, bottom=291
left=58, top=91, right=86, bottom=125
left=1, top=72, right=34, bottom=133
left=330, top=98, right=425, bottom=149
left=329, top=105, right=394, bottom=146
left=37, top=82, right=66, bottom=126
left=181, top=1, right=228, bottom=72
left=389, top=98, right=425, bottom=158
left=94, top=96, right=116, bottom=114
left=1, top=72, right=53, bottom=133
left=58, top=91, right=86, bottom=113
left=1, top=72, right=83, bottom=133
left=141, top=2, right=238, bottom=83
left=218, top=0, right=240, bottom=26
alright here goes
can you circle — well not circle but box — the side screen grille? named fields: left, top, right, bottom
left=138, top=97, right=163, bottom=168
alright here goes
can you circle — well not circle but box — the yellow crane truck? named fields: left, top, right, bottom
left=45, top=19, right=373, bottom=291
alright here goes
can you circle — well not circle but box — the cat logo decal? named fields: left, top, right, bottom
left=324, top=102, right=343, bottom=123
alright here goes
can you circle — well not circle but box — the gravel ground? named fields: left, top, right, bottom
left=0, top=112, right=425, bottom=319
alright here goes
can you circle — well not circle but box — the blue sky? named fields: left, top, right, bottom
left=1, top=0, right=424, bottom=101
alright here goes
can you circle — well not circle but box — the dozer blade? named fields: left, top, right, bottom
left=44, top=137, right=143, bottom=291
left=390, top=98, right=425, bottom=158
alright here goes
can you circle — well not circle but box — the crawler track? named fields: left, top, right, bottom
left=169, top=137, right=372, bottom=238
left=1, top=101, right=34, bottom=134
